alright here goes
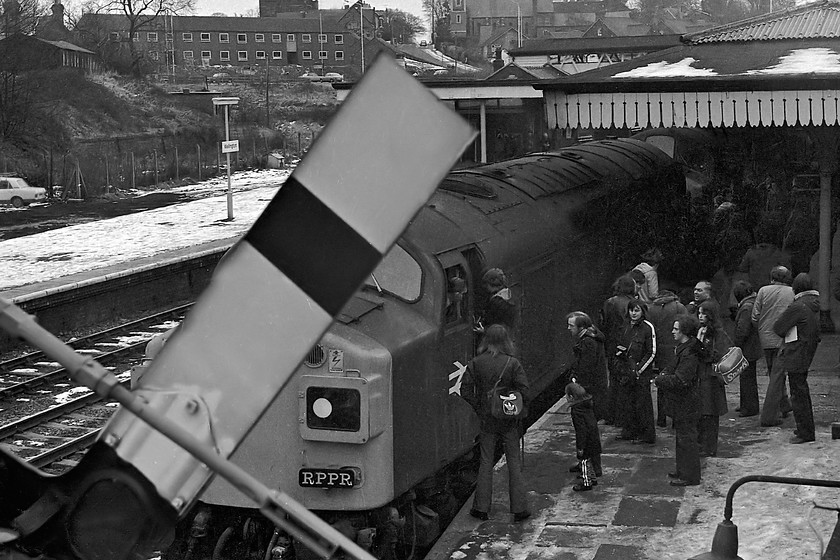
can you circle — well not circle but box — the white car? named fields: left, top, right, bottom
left=0, top=177, right=46, bottom=207
left=323, top=72, right=345, bottom=82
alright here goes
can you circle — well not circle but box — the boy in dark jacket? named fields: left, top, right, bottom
left=772, top=273, right=820, bottom=443
left=565, top=312, right=609, bottom=421
left=565, top=382, right=602, bottom=491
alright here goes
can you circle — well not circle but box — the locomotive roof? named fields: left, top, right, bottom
left=403, top=138, right=675, bottom=256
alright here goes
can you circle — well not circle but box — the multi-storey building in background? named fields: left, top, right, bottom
left=75, top=1, right=384, bottom=78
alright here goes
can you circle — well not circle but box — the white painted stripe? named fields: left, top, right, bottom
left=293, top=57, right=476, bottom=254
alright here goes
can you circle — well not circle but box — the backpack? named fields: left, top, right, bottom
left=487, top=357, right=526, bottom=419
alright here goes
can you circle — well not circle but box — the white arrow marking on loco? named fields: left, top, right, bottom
left=449, top=361, right=467, bottom=396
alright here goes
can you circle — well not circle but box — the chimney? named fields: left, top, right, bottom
left=51, top=0, right=65, bottom=27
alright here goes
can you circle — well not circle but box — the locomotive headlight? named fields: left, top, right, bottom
left=306, top=387, right=361, bottom=431
left=299, top=374, right=386, bottom=444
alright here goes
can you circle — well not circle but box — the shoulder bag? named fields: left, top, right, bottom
left=488, top=357, right=526, bottom=419
left=714, top=346, right=748, bottom=385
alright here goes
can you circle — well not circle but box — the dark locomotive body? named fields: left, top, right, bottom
left=165, top=139, right=687, bottom=560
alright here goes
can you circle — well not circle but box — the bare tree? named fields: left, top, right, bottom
left=422, top=0, right=449, bottom=48
left=0, top=0, right=47, bottom=36
left=84, top=0, right=194, bottom=76
left=380, top=8, right=425, bottom=44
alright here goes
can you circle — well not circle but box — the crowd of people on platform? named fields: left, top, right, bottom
left=459, top=245, right=823, bottom=520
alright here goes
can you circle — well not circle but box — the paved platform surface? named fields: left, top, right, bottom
left=427, top=336, right=840, bottom=560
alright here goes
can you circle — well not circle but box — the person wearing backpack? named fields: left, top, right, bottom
left=461, top=324, right=531, bottom=522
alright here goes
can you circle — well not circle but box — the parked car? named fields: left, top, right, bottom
left=0, top=176, right=47, bottom=207
left=323, top=72, right=345, bottom=83
left=300, top=72, right=322, bottom=81
left=210, top=72, right=232, bottom=83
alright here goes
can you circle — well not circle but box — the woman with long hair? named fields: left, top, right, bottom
left=697, top=299, right=730, bottom=456
left=461, top=324, right=530, bottom=522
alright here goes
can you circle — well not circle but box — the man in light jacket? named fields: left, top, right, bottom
left=754, top=266, right=794, bottom=426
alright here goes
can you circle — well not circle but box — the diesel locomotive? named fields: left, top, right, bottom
left=163, top=138, right=688, bottom=560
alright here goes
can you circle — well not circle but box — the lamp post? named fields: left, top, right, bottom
left=689, top=475, right=840, bottom=560
left=212, top=97, right=240, bottom=221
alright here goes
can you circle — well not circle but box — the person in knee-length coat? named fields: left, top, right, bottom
left=654, top=314, right=703, bottom=486
left=732, top=281, right=762, bottom=417
left=696, top=300, right=730, bottom=457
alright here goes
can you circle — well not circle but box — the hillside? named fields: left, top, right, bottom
left=0, top=70, right=340, bottom=193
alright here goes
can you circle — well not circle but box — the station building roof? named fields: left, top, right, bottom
left=537, top=0, right=840, bottom=129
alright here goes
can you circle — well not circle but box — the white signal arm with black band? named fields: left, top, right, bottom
left=0, top=55, right=476, bottom=560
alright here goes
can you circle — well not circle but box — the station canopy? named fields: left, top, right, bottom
left=539, top=0, right=840, bottom=130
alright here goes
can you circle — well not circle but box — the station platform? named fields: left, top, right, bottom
left=427, top=338, right=840, bottom=560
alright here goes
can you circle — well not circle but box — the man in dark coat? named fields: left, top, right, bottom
left=772, top=273, right=821, bottom=444
left=479, top=268, right=518, bottom=333
left=600, top=275, right=636, bottom=425
left=648, top=289, right=687, bottom=426
left=654, top=314, right=703, bottom=486
left=732, top=280, right=762, bottom=417
left=566, top=312, right=609, bottom=422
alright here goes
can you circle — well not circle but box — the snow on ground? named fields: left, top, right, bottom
left=0, top=169, right=291, bottom=291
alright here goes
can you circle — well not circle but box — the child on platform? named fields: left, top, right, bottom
left=566, top=382, right=603, bottom=491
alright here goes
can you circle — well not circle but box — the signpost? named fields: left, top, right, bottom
left=212, top=97, right=240, bottom=220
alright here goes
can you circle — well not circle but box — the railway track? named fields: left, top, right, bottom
left=0, top=304, right=192, bottom=473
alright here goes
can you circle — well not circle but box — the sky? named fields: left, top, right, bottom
left=0, top=169, right=290, bottom=292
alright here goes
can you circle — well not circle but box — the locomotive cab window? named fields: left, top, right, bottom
left=445, top=265, right=469, bottom=325
left=362, top=244, right=421, bottom=302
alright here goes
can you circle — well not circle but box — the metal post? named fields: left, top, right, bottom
left=154, top=149, right=159, bottom=187
left=197, top=144, right=201, bottom=181
left=480, top=100, right=487, bottom=163
left=131, top=152, right=136, bottom=190
left=224, top=104, right=233, bottom=220
left=360, top=2, right=365, bottom=75
left=819, top=170, right=833, bottom=331
left=105, top=155, right=110, bottom=187
left=175, top=146, right=179, bottom=182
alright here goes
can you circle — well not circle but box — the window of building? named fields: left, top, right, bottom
left=318, top=50, right=327, bottom=59
left=256, top=50, right=266, bottom=59
left=220, top=50, right=230, bottom=61
left=302, top=33, right=311, bottom=42
left=272, top=33, right=281, bottom=42
left=238, top=51, right=248, bottom=60
left=334, top=34, right=343, bottom=44
left=255, top=33, right=264, bottom=42
left=182, top=32, right=193, bottom=42
left=287, top=33, right=295, bottom=41
left=147, top=32, right=158, bottom=42
left=183, top=50, right=194, bottom=60
left=302, top=50, right=312, bottom=59
left=166, top=32, right=173, bottom=41
left=132, top=32, right=139, bottom=42
left=272, top=50, right=282, bottom=59
left=454, top=0, right=462, bottom=6
left=201, top=32, right=210, bottom=42
left=318, top=33, right=327, bottom=43
left=455, top=13, right=461, bottom=23
left=237, top=33, right=247, bottom=43
left=149, top=50, right=159, bottom=60
left=110, top=31, right=119, bottom=41
left=335, top=50, right=344, bottom=60
left=201, top=50, right=211, bottom=58
left=219, top=33, right=229, bottom=43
